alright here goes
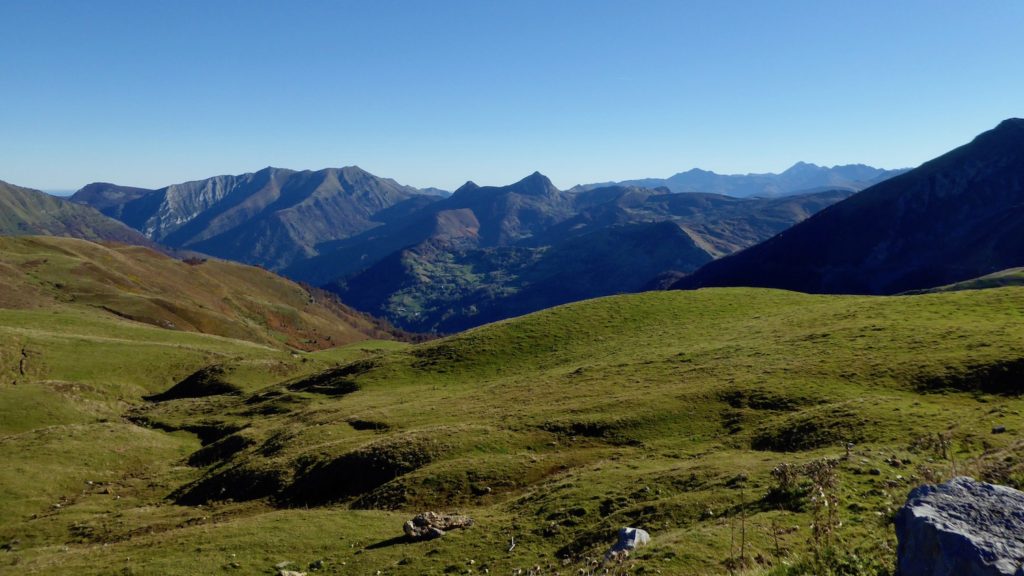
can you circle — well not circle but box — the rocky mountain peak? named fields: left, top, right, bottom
left=512, top=171, right=558, bottom=196
left=453, top=181, right=480, bottom=196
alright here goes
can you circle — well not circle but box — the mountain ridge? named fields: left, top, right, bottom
left=575, top=161, right=908, bottom=198
left=0, top=180, right=157, bottom=247
left=71, top=166, right=445, bottom=270
left=300, top=175, right=852, bottom=331
left=65, top=159, right=882, bottom=332
left=672, top=118, right=1024, bottom=294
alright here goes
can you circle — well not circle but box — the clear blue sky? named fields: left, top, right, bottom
left=2, top=0, right=1021, bottom=191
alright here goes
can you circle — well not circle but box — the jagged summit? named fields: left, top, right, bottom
left=453, top=181, right=480, bottom=195
left=451, top=172, right=557, bottom=197
left=71, top=166, right=439, bottom=270
left=781, top=161, right=819, bottom=173
left=511, top=171, right=558, bottom=196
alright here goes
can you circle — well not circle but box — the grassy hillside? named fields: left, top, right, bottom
left=4, top=286, right=1024, bottom=574
left=0, top=180, right=154, bottom=246
left=907, top=267, right=1024, bottom=293
left=0, top=304, right=407, bottom=566
left=0, top=236, right=403, bottom=350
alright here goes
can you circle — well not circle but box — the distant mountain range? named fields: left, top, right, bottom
left=0, top=180, right=155, bottom=247
left=15, top=114, right=1024, bottom=331
left=68, top=166, right=853, bottom=332
left=673, top=119, right=1024, bottom=294
left=287, top=173, right=850, bottom=332
left=71, top=167, right=446, bottom=270
left=576, top=162, right=908, bottom=198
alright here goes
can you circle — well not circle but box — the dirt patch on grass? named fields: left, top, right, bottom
left=719, top=387, right=816, bottom=411
left=410, top=343, right=465, bottom=370
left=347, top=418, right=391, bottom=431
left=719, top=387, right=819, bottom=435
left=751, top=404, right=871, bottom=452
left=145, top=365, right=240, bottom=402
left=916, top=358, right=1024, bottom=395
left=281, top=431, right=451, bottom=507
left=284, top=360, right=377, bottom=396
left=187, top=429, right=257, bottom=467
left=540, top=417, right=643, bottom=446
left=174, top=462, right=288, bottom=505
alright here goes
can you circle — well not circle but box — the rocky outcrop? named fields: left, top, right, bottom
left=895, top=477, right=1024, bottom=576
left=402, top=512, right=474, bottom=540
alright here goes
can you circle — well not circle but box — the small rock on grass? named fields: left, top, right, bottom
left=403, top=511, right=474, bottom=540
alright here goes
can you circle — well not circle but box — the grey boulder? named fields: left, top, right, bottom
left=895, top=476, right=1024, bottom=576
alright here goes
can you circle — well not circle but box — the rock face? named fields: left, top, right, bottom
left=895, top=477, right=1024, bottom=576
left=72, top=166, right=435, bottom=271
left=606, top=527, right=651, bottom=558
left=402, top=512, right=474, bottom=541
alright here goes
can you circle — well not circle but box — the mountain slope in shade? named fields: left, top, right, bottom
left=285, top=172, right=578, bottom=285
left=904, top=267, right=1024, bottom=294
left=332, top=220, right=713, bottom=333
left=673, top=119, right=1024, bottom=294
left=288, top=177, right=850, bottom=287
left=551, top=186, right=854, bottom=257
left=576, top=162, right=907, bottom=198
left=0, top=236, right=404, bottom=350
left=71, top=182, right=154, bottom=216
left=0, top=180, right=155, bottom=246
left=71, top=166, right=440, bottom=270
left=295, top=172, right=850, bottom=332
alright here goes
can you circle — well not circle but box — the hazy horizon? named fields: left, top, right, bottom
left=34, top=158, right=915, bottom=196
left=2, top=0, right=1021, bottom=191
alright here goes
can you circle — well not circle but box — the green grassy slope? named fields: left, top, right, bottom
left=0, top=180, right=154, bottom=245
left=0, top=306, right=407, bottom=565
left=0, top=236, right=404, bottom=350
left=4, top=288, right=1024, bottom=574
left=907, top=267, right=1024, bottom=294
